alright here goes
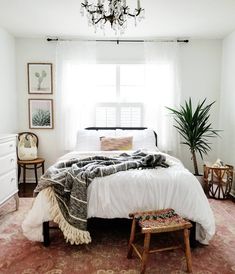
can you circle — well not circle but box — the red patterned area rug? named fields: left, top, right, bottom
left=0, top=198, right=234, bottom=274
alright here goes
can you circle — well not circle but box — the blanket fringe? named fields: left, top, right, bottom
left=43, top=187, right=92, bottom=245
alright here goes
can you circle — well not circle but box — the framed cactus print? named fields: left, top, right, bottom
left=28, top=99, right=54, bottom=129
left=27, top=63, right=53, bottom=94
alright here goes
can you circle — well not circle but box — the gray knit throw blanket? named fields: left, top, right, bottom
left=34, top=151, right=168, bottom=244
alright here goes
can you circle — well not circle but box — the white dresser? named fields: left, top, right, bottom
left=0, top=134, right=19, bottom=210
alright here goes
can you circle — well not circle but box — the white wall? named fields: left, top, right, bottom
left=219, top=31, right=235, bottom=196
left=15, top=38, right=222, bottom=175
left=16, top=38, right=57, bottom=171
left=219, top=31, right=235, bottom=166
left=0, top=28, right=17, bottom=133
left=180, top=40, right=222, bottom=173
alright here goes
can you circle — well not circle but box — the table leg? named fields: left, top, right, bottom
left=141, top=233, right=151, bottom=274
left=34, top=164, right=38, bottom=185
left=127, top=218, right=136, bottom=259
left=184, top=228, right=193, bottom=273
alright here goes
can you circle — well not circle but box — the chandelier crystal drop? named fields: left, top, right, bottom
left=80, top=0, right=145, bottom=35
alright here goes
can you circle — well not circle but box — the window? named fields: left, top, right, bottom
left=95, top=64, right=144, bottom=127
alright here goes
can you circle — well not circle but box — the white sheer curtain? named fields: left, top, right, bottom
left=56, top=41, right=181, bottom=157
left=144, top=42, right=181, bottom=156
left=56, top=42, right=97, bottom=153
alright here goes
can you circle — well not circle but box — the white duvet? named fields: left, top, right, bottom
left=22, top=150, right=215, bottom=244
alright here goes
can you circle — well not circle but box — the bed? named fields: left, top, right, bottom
left=22, top=127, right=215, bottom=246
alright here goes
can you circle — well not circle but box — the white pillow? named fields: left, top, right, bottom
left=96, top=130, right=117, bottom=138
left=75, top=129, right=117, bottom=151
left=116, top=129, right=159, bottom=151
left=75, top=129, right=159, bottom=152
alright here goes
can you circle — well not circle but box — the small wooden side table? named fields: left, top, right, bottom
left=203, top=165, right=233, bottom=199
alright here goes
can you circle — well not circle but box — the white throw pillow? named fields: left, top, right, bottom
left=75, top=129, right=117, bottom=151
left=75, top=130, right=99, bottom=151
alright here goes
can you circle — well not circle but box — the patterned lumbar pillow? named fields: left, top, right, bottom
left=100, top=136, right=133, bottom=151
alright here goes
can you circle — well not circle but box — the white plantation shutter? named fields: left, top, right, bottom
left=95, top=106, right=116, bottom=127
left=95, top=103, right=142, bottom=127
left=120, top=105, right=142, bottom=127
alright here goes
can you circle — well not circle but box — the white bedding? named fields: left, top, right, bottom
left=22, top=150, right=215, bottom=244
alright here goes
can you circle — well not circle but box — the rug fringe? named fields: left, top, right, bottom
left=43, top=187, right=91, bottom=245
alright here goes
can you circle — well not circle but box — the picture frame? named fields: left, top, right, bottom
left=28, top=99, right=54, bottom=129
left=27, top=63, right=53, bottom=94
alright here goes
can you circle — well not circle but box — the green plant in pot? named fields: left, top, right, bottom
left=166, top=98, right=220, bottom=176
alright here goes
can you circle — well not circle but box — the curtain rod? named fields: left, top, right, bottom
left=46, top=37, right=189, bottom=44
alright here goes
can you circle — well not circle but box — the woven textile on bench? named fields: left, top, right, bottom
left=132, top=208, right=191, bottom=232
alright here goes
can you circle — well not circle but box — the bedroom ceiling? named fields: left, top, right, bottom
left=0, top=0, right=235, bottom=39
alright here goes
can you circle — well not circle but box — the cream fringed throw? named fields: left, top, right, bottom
left=43, top=187, right=91, bottom=244
left=34, top=151, right=169, bottom=245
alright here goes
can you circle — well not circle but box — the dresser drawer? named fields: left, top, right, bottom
left=0, top=153, right=17, bottom=176
left=0, top=140, right=15, bottom=157
left=0, top=169, right=17, bottom=203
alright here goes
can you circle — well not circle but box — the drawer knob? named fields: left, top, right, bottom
left=11, top=178, right=15, bottom=182
left=9, top=144, right=13, bottom=148
left=10, top=158, right=15, bottom=163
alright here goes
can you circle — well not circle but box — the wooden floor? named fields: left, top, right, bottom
left=18, top=183, right=36, bottom=197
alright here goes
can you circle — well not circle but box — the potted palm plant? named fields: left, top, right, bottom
left=166, top=98, right=220, bottom=176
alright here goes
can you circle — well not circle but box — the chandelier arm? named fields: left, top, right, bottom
left=117, top=15, right=125, bottom=25
left=86, top=9, right=103, bottom=15
left=94, top=16, right=107, bottom=25
left=93, top=14, right=116, bottom=25
left=82, top=3, right=94, bottom=10
left=125, top=8, right=142, bottom=18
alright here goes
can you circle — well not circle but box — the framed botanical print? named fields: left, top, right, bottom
left=27, top=63, right=53, bottom=94
left=28, top=99, right=54, bottom=129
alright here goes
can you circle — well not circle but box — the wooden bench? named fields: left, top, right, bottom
left=127, top=208, right=193, bottom=274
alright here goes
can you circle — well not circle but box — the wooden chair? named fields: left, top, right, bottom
left=17, top=132, right=45, bottom=192
left=127, top=208, right=192, bottom=274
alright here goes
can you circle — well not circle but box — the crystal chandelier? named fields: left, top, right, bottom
left=80, top=0, right=145, bottom=35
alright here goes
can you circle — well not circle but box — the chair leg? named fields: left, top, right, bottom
left=42, top=162, right=45, bottom=174
left=141, top=233, right=151, bottom=274
left=23, top=164, right=26, bottom=193
left=184, top=228, right=193, bottom=273
left=18, top=164, right=21, bottom=183
left=34, top=164, right=38, bottom=185
left=127, top=218, right=137, bottom=259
